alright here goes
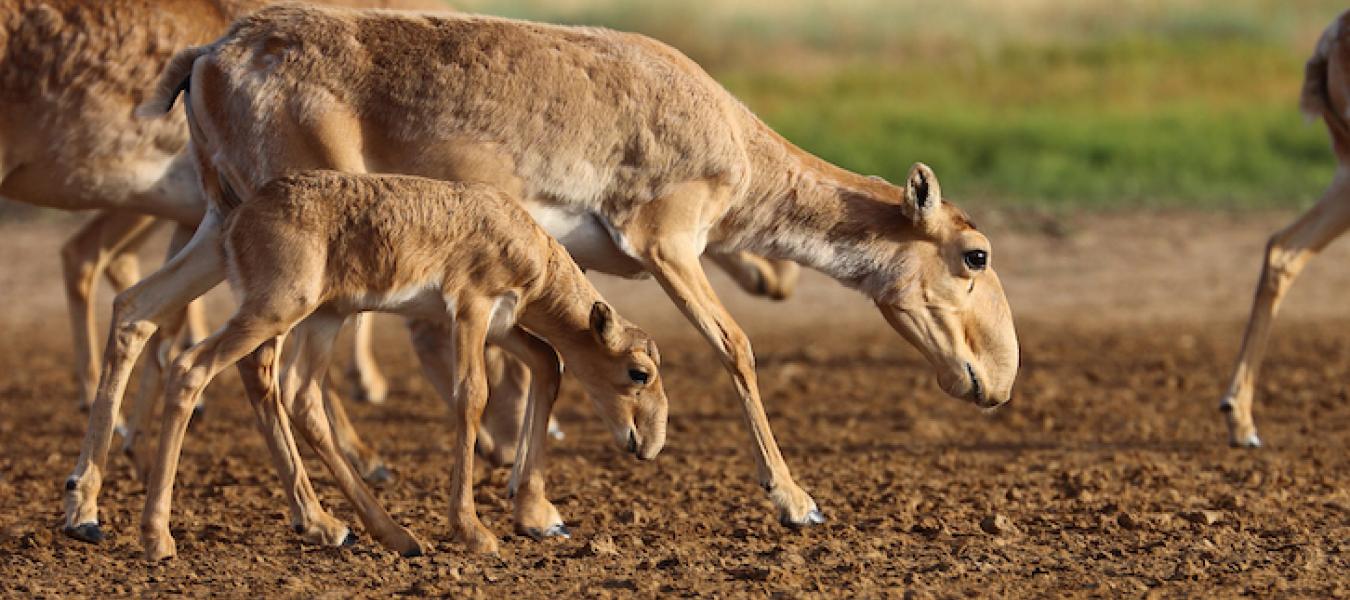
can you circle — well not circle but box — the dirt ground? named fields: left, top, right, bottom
left=0, top=211, right=1347, bottom=598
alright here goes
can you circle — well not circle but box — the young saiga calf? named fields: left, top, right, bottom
left=140, top=171, right=669, bottom=560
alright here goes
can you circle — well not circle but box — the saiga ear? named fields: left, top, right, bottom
left=590, top=302, right=626, bottom=352
left=903, top=162, right=943, bottom=231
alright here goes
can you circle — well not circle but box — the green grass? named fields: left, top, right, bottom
left=721, top=41, right=1337, bottom=209
left=452, top=0, right=1346, bottom=210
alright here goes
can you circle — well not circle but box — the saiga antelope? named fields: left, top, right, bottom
left=138, top=170, right=667, bottom=560
left=1219, top=11, right=1350, bottom=448
left=64, top=4, right=1018, bottom=545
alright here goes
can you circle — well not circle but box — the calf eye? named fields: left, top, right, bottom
left=628, top=369, right=650, bottom=385
left=963, top=250, right=988, bottom=271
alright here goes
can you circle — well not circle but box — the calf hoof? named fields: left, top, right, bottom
left=401, top=545, right=425, bottom=558
left=779, top=508, right=826, bottom=529
left=341, top=531, right=359, bottom=547
left=64, top=522, right=105, bottom=544
left=363, top=465, right=396, bottom=486
left=523, top=523, right=570, bottom=540
left=1229, top=432, right=1262, bottom=449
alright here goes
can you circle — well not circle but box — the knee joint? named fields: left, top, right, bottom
left=166, top=361, right=207, bottom=405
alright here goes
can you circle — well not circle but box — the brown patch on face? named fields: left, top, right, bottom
left=948, top=205, right=977, bottom=232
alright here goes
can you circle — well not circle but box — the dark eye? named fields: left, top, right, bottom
left=628, top=369, right=650, bottom=385
left=963, top=250, right=988, bottom=271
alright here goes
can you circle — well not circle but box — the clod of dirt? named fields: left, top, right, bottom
left=1116, top=512, right=1141, bottom=530
left=616, top=508, right=643, bottom=525
left=1178, top=510, right=1222, bottom=526
left=980, top=514, right=1018, bottom=536
left=911, top=516, right=948, bottom=538
left=575, top=534, right=619, bottom=557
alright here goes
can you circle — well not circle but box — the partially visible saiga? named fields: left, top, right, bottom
left=0, top=0, right=453, bottom=480
left=1219, top=10, right=1350, bottom=448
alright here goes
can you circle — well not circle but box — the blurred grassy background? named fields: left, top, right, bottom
left=458, top=0, right=1345, bottom=210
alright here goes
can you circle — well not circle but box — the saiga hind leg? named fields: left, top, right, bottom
left=61, top=211, right=158, bottom=411
left=1219, top=172, right=1350, bottom=447
left=120, top=223, right=213, bottom=480
left=346, top=313, right=389, bottom=404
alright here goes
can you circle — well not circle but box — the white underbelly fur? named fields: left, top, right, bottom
left=526, top=203, right=648, bottom=278
left=345, top=284, right=451, bottom=319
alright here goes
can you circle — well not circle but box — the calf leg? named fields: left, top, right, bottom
left=285, top=313, right=425, bottom=556
left=475, top=346, right=532, bottom=469
left=235, top=337, right=352, bottom=551
left=496, top=328, right=567, bottom=540
left=283, top=319, right=393, bottom=485
left=408, top=315, right=497, bottom=553
left=325, top=378, right=395, bottom=484
left=140, top=312, right=299, bottom=560
left=1220, top=172, right=1350, bottom=447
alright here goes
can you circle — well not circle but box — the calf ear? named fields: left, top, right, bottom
left=590, top=302, right=626, bottom=352
left=903, top=162, right=942, bottom=231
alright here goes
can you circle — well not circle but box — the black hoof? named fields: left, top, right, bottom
left=779, top=509, right=826, bottom=529
left=64, top=522, right=105, bottom=544
left=364, top=465, right=395, bottom=486
left=341, top=531, right=358, bottom=547
left=401, top=545, right=424, bottom=558
left=525, top=523, right=570, bottom=540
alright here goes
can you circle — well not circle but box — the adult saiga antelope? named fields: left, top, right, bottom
left=138, top=170, right=667, bottom=560
left=65, top=3, right=1018, bottom=541
left=1219, top=11, right=1350, bottom=448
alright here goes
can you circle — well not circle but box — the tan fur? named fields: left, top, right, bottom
left=0, top=0, right=780, bottom=463
left=19, top=0, right=474, bottom=549
left=81, top=3, right=1017, bottom=534
left=0, top=0, right=236, bottom=445
left=1219, top=10, right=1350, bottom=448
left=137, top=170, right=667, bottom=559
left=47, top=0, right=792, bottom=552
